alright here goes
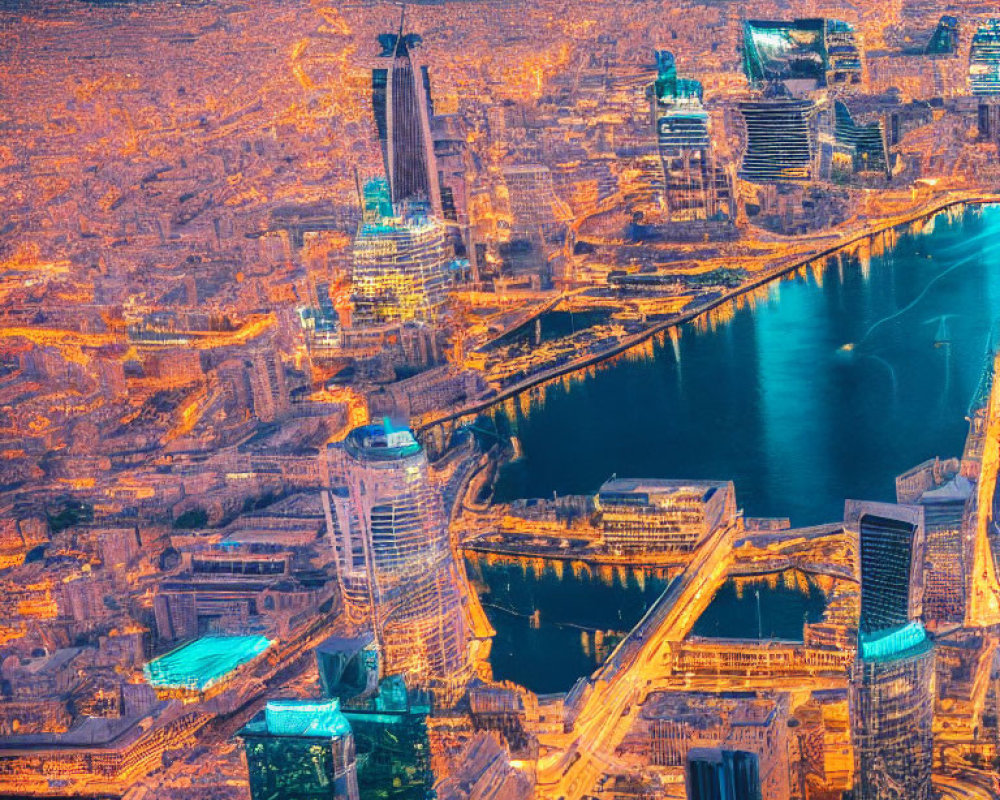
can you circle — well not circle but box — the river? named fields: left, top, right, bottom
left=476, top=203, right=1000, bottom=692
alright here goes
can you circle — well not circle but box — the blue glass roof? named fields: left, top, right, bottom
left=143, top=635, right=272, bottom=691
left=859, top=622, right=930, bottom=662
left=263, top=699, right=352, bottom=738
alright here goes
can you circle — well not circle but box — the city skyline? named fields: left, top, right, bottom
left=2, top=2, right=1000, bottom=799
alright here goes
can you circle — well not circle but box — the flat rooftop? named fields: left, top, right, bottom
left=599, top=478, right=731, bottom=501
left=143, top=635, right=272, bottom=691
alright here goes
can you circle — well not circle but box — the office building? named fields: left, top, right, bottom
left=742, top=19, right=861, bottom=92
left=652, top=52, right=733, bottom=223
left=970, top=20, right=1000, bottom=96
left=685, top=747, right=762, bottom=800
left=925, top=15, right=959, bottom=56
left=850, top=623, right=935, bottom=800
left=240, top=699, right=360, bottom=800
left=341, top=675, right=434, bottom=800
left=372, top=29, right=441, bottom=214
left=597, top=478, right=736, bottom=553
left=845, top=501, right=933, bottom=800
left=324, top=422, right=471, bottom=697
left=833, top=101, right=888, bottom=176
left=737, top=97, right=817, bottom=183
left=845, top=501, right=924, bottom=635
left=351, top=180, right=451, bottom=326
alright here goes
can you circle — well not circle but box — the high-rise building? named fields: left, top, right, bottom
left=372, top=29, right=441, bottom=214
left=850, top=623, right=935, bottom=800
left=742, top=19, right=861, bottom=92
left=351, top=179, right=451, bottom=326
left=324, top=422, right=471, bottom=697
left=652, top=52, right=733, bottom=223
left=925, top=15, right=959, bottom=56
left=685, top=747, right=762, bottom=800
left=846, top=501, right=924, bottom=635
left=845, top=501, right=933, bottom=800
left=340, top=675, right=434, bottom=800
left=240, top=699, right=360, bottom=800
left=970, top=20, right=1000, bottom=96
left=737, top=97, right=817, bottom=183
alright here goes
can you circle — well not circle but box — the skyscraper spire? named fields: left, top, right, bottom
left=371, top=16, right=442, bottom=216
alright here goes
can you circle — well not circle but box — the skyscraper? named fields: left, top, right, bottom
left=652, top=53, right=733, bottom=223
left=685, top=748, right=762, bottom=800
left=737, top=96, right=817, bottom=183
left=848, top=501, right=924, bottom=635
left=324, top=421, right=472, bottom=698
left=372, top=27, right=442, bottom=215
left=969, top=20, right=1000, bottom=96
left=845, top=501, right=933, bottom=800
left=351, top=179, right=451, bottom=326
left=240, top=699, right=360, bottom=800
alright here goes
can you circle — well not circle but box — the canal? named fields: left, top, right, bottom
left=476, top=203, right=1000, bottom=692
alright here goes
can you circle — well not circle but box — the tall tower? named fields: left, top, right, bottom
left=845, top=501, right=934, bottom=800
left=351, top=179, right=451, bottom=326
left=324, top=422, right=471, bottom=699
left=372, top=22, right=442, bottom=215
left=652, top=52, right=733, bottom=223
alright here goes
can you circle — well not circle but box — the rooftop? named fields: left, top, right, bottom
left=143, top=635, right=272, bottom=691
left=859, top=622, right=931, bottom=663
left=240, top=699, right=352, bottom=739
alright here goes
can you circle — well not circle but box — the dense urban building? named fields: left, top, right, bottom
left=4, top=1, right=1000, bottom=798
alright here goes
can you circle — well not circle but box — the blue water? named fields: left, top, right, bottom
left=492, top=205, right=1000, bottom=526
left=475, top=204, right=1000, bottom=693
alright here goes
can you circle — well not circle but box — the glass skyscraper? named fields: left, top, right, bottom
left=325, top=422, right=472, bottom=700
left=846, top=501, right=933, bottom=800
left=969, top=20, right=1000, bottom=96
left=372, top=31, right=442, bottom=215
left=240, top=699, right=360, bottom=800
left=685, top=748, right=762, bottom=800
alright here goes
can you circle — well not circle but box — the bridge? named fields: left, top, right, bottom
left=534, top=521, right=736, bottom=798
left=530, top=517, right=856, bottom=798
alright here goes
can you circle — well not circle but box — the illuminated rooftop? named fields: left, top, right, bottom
left=343, top=420, right=422, bottom=461
left=143, top=635, right=272, bottom=691
left=243, top=699, right=353, bottom=739
left=859, top=622, right=931, bottom=663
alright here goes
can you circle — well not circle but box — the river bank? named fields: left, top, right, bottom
left=419, top=191, right=1000, bottom=436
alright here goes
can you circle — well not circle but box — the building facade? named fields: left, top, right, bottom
left=372, top=31, right=441, bottom=214
left=351, top=180, right=451, bottom=326
left=597, top=478, right=736, bottom=553
left=324, top=422, right=471, bottom=697
left=845, top=501, right=933, bottom=800
left=240, top=699, right=360, bottom=800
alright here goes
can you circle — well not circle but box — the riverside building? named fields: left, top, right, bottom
left=845, top=500, right=933, bottom=800
left=324, top=422, right=472, bottom=699
left=596, top=478, right=736, bottom=554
